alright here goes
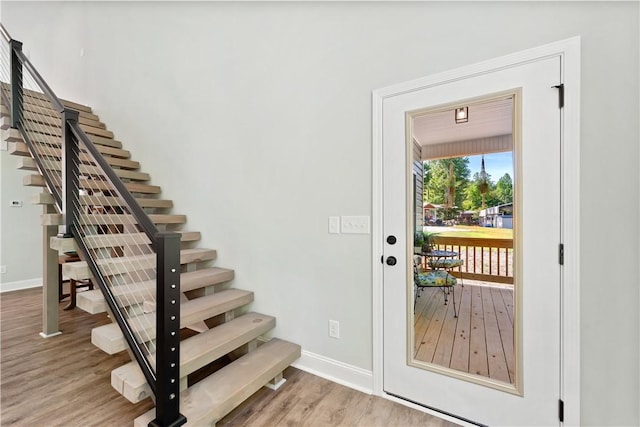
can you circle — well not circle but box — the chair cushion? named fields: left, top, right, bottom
left=416, top=271, right=457, bottom=288
left=427, top=258, right=463, bottom=269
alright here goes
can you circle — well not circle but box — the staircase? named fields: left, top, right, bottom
left=1, top=29, right=299, bottom=427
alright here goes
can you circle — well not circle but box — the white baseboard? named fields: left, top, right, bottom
left=0, top=278, right=42, bottom=293
left=291, top=350, right=373, bottom=394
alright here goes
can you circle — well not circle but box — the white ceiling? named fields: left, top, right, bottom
left=412, top=97, right=513, bottom=147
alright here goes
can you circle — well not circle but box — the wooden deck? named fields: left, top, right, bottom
left=1, top=287, right=458, bottom=427
left=414, top=281, right=515, bottom=384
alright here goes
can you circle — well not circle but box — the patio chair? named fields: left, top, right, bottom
left=426, top=256, right=465, bottom=288
left=413, top=255, right=458, bottom=317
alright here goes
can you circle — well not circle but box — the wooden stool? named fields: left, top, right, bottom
left=58, top=253, right=93, bottom=310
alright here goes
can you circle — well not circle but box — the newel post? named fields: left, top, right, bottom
left=60, top=109, right=80, bottom=238
left=150, top=232, right=186, bottom=427
left=9, top=39, right=23, bottom=128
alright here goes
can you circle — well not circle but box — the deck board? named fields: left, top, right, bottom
left=449, top=285, right=472, bottom=373
left=414, top=282, right=514, bottom=384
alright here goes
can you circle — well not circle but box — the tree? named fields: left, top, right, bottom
left=463, top=172, right=500, bottom=210
left=495, top=173, right=513, bottom=204
left=423, top=157, right=470, bottom=208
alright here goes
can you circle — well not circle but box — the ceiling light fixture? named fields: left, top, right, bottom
left=455, top=107, right=469, bottom=124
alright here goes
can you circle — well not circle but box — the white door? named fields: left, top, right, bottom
left=382, top=56, right=562, bottom=425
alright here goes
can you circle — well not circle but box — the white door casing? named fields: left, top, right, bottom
left=371, top=38, right=581, bottom=426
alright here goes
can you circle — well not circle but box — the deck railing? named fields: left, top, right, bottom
left=1, top=23, right=185, bottom=427
left=431, top=235, right=514, bottom=284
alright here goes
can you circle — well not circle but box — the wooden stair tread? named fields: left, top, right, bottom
left=9, top=108, right=107, bottom=130
left=78, top=213, right=185, bottom=225
left=1, top=103, right=104, bottom=129
left=21, top=118, right=114, bottom=140
left=31, top=192, right=173, bottom=209
left=91, top=289, right=254, bottom=355
left=111, top=312, right=276, bottom=403
left=11, top=85, right=94, bottom=113
left=0, top=87, right=97, bottom=119
left=21, top=116, right=113, bottom=139
left=17, top=157, right=151, bottom=181
left=25, top=174, right=160, bottom=194
left=77, top=267, right=232, bottom=314
left=12, top=135, right=130, bottom=158
left=3, top=121, right=122, bottom=151
left=134, top=338, right=301, bottom=427
left=82, top=231, right=200, bottom=249
left=41, top=213, right=184, bottom=227
left=10, top=141, right=139, bottom=170
left=51, top=230, right=200, bottom=253
left=63, top=248, right=217, bottom=280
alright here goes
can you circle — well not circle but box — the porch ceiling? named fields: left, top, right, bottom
left=412, top=97, right=513, bottom=147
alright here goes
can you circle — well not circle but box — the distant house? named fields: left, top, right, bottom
left=423, top=202, right=442, bottom=222
left=479, top=203, right=513, bottom=228
left=458, top=210, right=477, bottom=225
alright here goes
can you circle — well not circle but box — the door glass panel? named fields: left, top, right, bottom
left=408, top=94, right=520, bottom=392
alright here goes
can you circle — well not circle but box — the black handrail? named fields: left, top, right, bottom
left=72, top=224, right=158, bottom=393
left=69, top=123, right=160, bottom=241
left=2, top=23, right=185, bottom=427
left=16, top=48, right=64, bottom=112
left=0, top=23, right=10, bottom=42
left=1, top=24, right=64, bottom=113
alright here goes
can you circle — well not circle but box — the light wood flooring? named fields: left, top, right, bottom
left=414, top=281, right=514, bottom=384
left=1, top=287, right=458, bottom=427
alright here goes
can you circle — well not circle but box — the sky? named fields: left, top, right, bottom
left=467, top=151, right=513, bottom=182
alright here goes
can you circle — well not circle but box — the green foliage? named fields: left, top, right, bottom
left=495, top=173, right=513, bottom=204
left=424, top=156, right=513, bottom=213
left=423, top=158, right=470, bottom=208
left=463, top=171, right=501, bottom=210
left=422, top=231, right=438, bottom=251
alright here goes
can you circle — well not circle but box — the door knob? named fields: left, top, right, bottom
left=386, top=256, right=397, bottom=266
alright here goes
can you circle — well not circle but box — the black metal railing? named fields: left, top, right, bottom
left=0, top=23, right=185, bottom=427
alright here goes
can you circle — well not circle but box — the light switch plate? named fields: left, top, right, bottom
left=340, top=216, right=370, bottom=234
left=328, top=216, right=340, bottom=234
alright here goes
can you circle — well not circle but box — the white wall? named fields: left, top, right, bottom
left=0, top=141, right=42, bottom=290
left=2, top=2, right=638, bottom=425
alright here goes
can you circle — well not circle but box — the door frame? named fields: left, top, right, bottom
left=372, top=37, right=581, bottom=425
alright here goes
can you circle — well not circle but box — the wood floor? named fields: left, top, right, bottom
left=414, top=281, right=514, bottom=384
left=1, top=287, right=458, bottom=427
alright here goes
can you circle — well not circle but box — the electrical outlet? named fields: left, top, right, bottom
left=0, top=266, right=6, bottom=274
left=329, top=320, right=340, bottom=339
